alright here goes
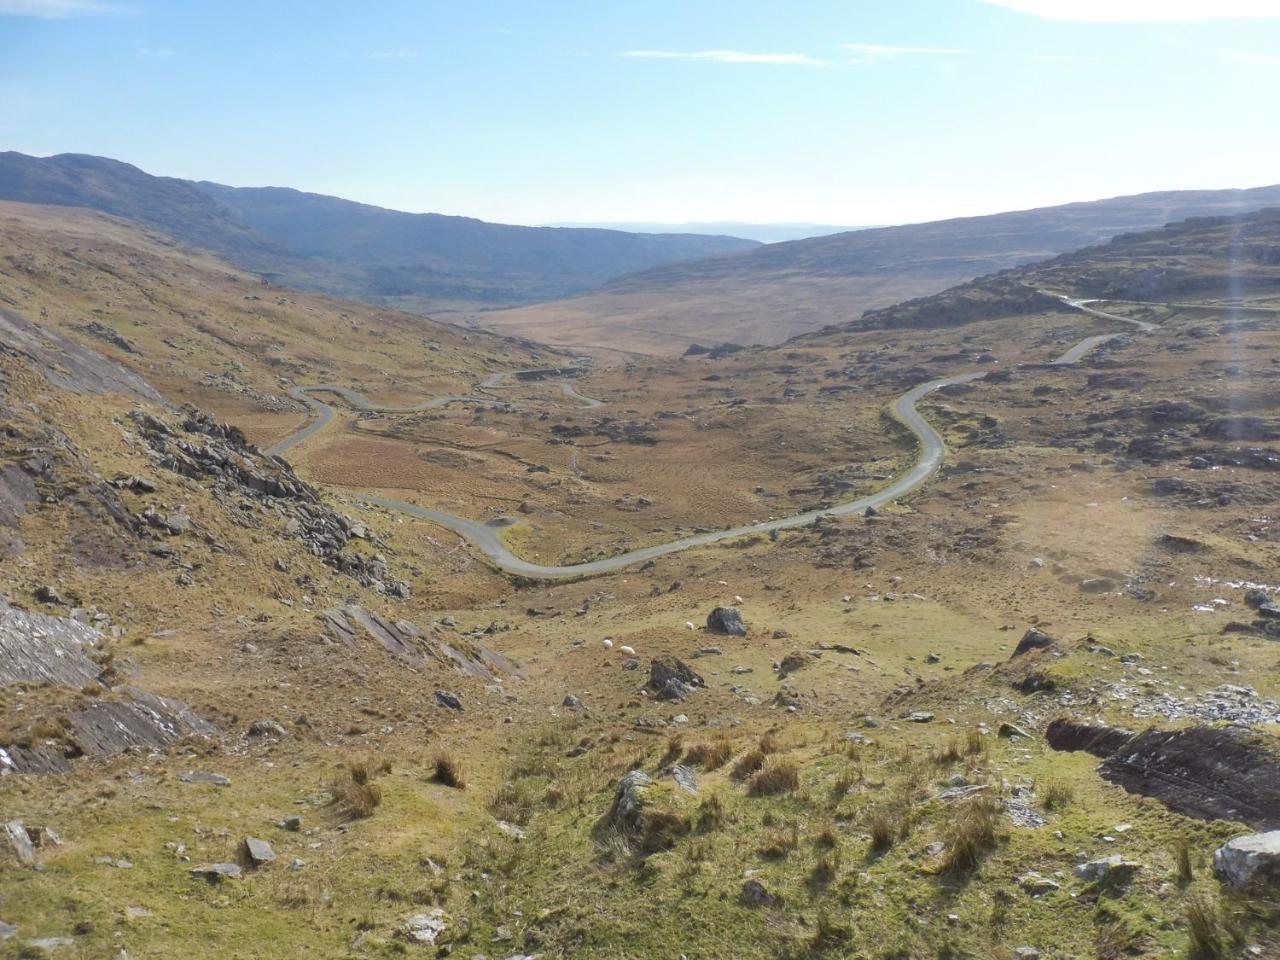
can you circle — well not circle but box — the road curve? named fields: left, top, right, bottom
left=270, top=298, right=1150, bottom=578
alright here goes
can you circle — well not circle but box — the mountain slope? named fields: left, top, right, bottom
left=479, top=185, right=1280, bottom=355
left=844, top=207, right=1280, bottom=334
left=0, top=152, right=759, bottom=311
left=193, top=180, right=758, bottom=306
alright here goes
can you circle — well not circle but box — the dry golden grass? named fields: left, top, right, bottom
left=938, top=794, right=1002, bottom=874
left=746, top=761, right=799, bottom=798
left=432, top=752, right=467, bottom=789
left=684, top=738, right=733, bottom=771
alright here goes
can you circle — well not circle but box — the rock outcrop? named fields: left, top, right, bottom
left=0, top=600, right=214, bottom=774
left=1213, top=831, right=1280, bottom=887
left=1047, top=719, right=1280, bottom=828
left=130, top=410, right=410, bottom=596
left=322, top=605, right=521, bottom=680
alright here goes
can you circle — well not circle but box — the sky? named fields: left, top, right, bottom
left=2, top=0, right=1280, bottom=226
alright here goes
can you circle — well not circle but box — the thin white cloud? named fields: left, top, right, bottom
left=0, top=0, right=125, bottom=16
left=843, top=43, right=971, bottom=61
left=978, top=0, right=1280, bottom=22
left=365, top=48, right=421, bottom=61
left=622, top=49, right=831, bottom=67
left=1219, top=49, right=1280, bottom=65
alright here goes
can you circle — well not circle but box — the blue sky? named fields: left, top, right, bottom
left=2, top=0, right=1279, bottom=225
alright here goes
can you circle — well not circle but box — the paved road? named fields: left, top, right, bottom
left=270, top=299, right=1151, bottom=578
left=267, top=367, right=599, bottom=457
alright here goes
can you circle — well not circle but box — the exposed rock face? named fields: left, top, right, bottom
left=0, top=307, right=163, bottom=402
left=0, top=600, right=214, bottom=773
left=1047, top=719, right=1280, bottom=829
left=0, top=599, right=103, bottom=687
left=130, top=410, right=410, bottom=596
left=67, top=688, right=214, bottom=759
left=322, top=605, right=521, bottom=680
left=647, top=657, right=705, bottom=702
left=1213, top=832, right=1280, bottom=887
left=706, top=606, right=746, bottom=636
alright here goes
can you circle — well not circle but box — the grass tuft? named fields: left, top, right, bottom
left=938, top=794, right=1001, bottom=874
left=328, top=760, right=386, bottom=819
left=746, top=761, right=799, bottom=798
left=432, top=752, right=466, bottom=789
left=684, top=738, right=733, bottom=771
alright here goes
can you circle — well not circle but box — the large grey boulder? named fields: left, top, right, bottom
left=706, top=606, right=746, bottom=636
left=1213, top=831, right=1280, bottom=887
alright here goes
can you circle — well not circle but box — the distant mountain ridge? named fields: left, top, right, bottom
left=544, top=222, right=880, bottom=244
left=0, top=151, right=759, bottom=310
left=480, top=183, right=1280, bottom=355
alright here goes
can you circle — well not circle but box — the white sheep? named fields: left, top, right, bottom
left=602, top=638, right=613, bottom=649
left=620, top=645, right=636, bottom=656
left=685, top=621, right=695, bottom=630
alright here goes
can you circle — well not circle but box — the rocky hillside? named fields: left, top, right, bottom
left=479, top=184, right=1280, bottom=354
left=0, top=152, right=758, bottom=310
left=846, top=208, right=1280, bottom=332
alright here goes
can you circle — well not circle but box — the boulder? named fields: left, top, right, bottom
left=1244, top=589, right=1272, bottom=611
left=191, top=862, right=242, bottom=881
left=400, top=909, right=463, bottom=946
left=1079, top=578, right=1115, bottom=594
left=1011, top=628, right=1054, bottom=657
left=434, top=690, right=463, bottom=711
left=247, top=719, right=287, bottom=738
left=741, top=878, right=780, bottom=906
left=3, top=821, right=34, bottom=864
left=1074, top=856, right=1143, bottom=883
left=647, top=658, right=705, bottom=702
left=1213, top=831, right=1280, bottom=887
left=706, top=606, right=746, bottom=636
left=242, top=837, right=275, bottom=866
left=606, top=770, right=653, bottom=835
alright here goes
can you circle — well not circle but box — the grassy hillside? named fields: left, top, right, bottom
left=2, top=194, right=1278, bottom=960
left=479, top=185, right=1280, bottom=355
left=0, top=152, right=758, bottom=311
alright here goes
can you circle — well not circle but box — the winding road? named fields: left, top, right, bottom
left=269, top=297, right=1154, bottom=579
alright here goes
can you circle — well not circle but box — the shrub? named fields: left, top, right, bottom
left=757, top=732, right=780, bottom=755
left=1185, top=894, right=1225, bottom=960
left=659, top=734, right=683, bottom=767
left=1175, top=837, right=1194, bottom=886
left=732, top=749, right=767, bottom=781
left=938, top=794, right=1001, bottom=874
left=637, top=809, right=690, bottom=854
left=684, top=738, right=733, bottom=771
left=695, top=793, right=725, bottom=833
left=964, top=728, right=985, bottom=755
left=869, top=810, right=896, bottom=853
left=1040, top=778, right=1075, bottom=810
left=747, top=761, right=800, bottom=798
left=432, top=752, right=466, bottom=789
left=328, top=762, right=385, bottom=818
